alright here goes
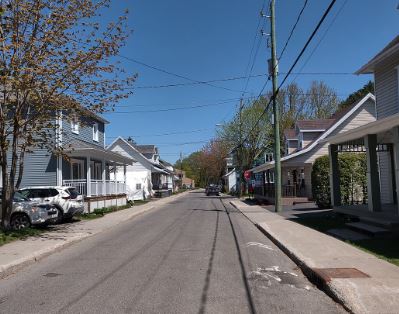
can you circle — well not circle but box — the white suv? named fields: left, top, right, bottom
left=19, top=186, right=84, bottom=223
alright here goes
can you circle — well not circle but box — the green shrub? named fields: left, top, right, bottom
left=312, top=153, right=367, bottom=208
left=311, top=155, right=331, bottom=208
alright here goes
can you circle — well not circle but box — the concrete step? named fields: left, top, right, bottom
left=346, top=222, right=390, bottom=236
left=327, top=228, right=371, bottom=241
left=359, top=216, right=399, bottom=230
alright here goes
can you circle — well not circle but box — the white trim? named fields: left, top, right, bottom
left=299, top=129, right=326, bottom=133
left=251, top=93, right=376, bottom=173
left=71, top=117, right=79, bottom=134
left=396, top=65, right=399, bottom=110
left=356, top=40, right=399, bottom=74
left=93, top=122, right=99, bottom=142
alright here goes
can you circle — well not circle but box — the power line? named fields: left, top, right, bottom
left=118, top=55, right=246, bottom=94
left=232, top=0, right=338, bottom=155
left=278, top=0, right=309, bottom=61
left=290, top=0, right=348, bottom=84
left=106, top=128, right=212, bottom=138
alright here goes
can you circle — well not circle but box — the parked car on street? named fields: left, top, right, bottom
left=205, top=184, right=220, bottom=196
left=0, top=189, right=58, bottom=230
left=19, top=186, right=84, bottom=223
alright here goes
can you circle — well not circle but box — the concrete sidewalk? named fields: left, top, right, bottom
left=0, top=192, right=188, bottom=279
left=230, top=199, right=399, bottom=314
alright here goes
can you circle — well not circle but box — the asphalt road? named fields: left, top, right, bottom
left=0, top=191, right=346, bottom=313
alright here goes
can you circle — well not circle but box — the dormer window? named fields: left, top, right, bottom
left=71, top=117, right=79, bottom=134
left=93, top=122, right=99, bottom=142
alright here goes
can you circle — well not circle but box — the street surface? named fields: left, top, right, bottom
left=0, top=191, right=345, bottom=313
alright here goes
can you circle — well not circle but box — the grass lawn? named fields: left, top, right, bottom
left=291, top=214, right=399, bottom=267
left=0, top=227, right=45, bottom=247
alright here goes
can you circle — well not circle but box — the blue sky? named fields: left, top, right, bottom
left=102, top=0, right=399, bottom=164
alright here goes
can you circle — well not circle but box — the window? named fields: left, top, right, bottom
left=136, top=183, right=142, bottom=190
left=93, top=122, right=99, bottom=142
left=71, top=117, right=79, bottom=134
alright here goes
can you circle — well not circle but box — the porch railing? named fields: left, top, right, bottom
left=63, top=179, right=126, bottom=197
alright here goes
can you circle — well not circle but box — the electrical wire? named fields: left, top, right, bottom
left=231, top=0, right=338, bottom=155
left=278, top=0, right=309, bottom=61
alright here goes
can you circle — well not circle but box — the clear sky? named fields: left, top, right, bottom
left=102, top=0, right=399, bottom=164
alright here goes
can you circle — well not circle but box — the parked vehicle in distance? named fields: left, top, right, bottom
left=205, top=184, right=220, bottom=196
left=19, top=186, right=84, bottom=223
left=0, top=189, right=58, bottom=230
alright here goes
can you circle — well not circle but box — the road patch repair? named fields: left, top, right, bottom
left=230, top=199, right=399, bottom=314
left=0, top=192, right=188, bottom=279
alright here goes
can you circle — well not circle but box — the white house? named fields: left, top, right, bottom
left=251, top=93, right=376, bottom=205
left=107, top=137, right=174, bottom=200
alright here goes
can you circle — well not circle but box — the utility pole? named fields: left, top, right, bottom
left=237, top=98, right=243, bottom=198
left=270, top=0, right=282, bottom=212
left=179, top=151, right=183, bottom=189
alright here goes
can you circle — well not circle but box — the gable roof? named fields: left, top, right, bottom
left=107, top=137, right=155, bottom=168
left=296, top=119, right=335, bottom=131
left=251, top=93, right=376, bottom=173
left=356, top=35, right=399, bottom=74
left=284, top=129, right=297, bottom=140
left=134, top=144, right=158, bottom=155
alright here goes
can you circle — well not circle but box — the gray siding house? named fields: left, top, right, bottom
left=1, top=109, right=134, bottom=212
left=251, top=93, right=376, bottom=205
left=325, top=35, right=399, bottom=217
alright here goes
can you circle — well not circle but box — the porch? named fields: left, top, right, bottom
left=62, top=140, right=134, bottom=198
left=324, top=114, right=399, bottom=217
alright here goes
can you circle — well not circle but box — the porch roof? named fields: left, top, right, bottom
left=64, top=140, right=135, bottom=165
left=151, top=165, right=168, bottom=174
left=321, top=113, right=399, bottom=145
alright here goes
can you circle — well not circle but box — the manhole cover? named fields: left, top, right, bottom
left=312, top=268, right=369, bottom=282
left=43, top=272, right=62, bottom=278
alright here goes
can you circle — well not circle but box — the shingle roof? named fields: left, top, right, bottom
left=133, top=144, right=157, bottom=155
left=284, top=129, right=297, bottom=140
left=296, top=119, right=335, bottom=131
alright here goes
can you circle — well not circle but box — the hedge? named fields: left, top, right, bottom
left=311, top=153, right=367, bottom=208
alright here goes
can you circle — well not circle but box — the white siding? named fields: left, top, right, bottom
left=374, top=51, right=399, bottom=119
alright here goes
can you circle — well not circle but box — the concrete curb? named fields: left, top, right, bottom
left=0, top=191, right=189, bottom=279
left=229, top=200, right=355, bottom=313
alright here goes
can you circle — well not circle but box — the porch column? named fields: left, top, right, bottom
left=392, top=127, right=399, bottom=214
left=123, top=164, right=127, bottom=194
left=102, top=159, right=106, bottom=196
left=329, top=144, right=341, bottom=207
left=86, top=156, right=91, bottom=197
left=113, top=162, right=117, bottom=194
left=365, top=134, right=381, bottom=212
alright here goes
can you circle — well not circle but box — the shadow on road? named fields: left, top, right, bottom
left=198, top=211, right=219, bottom=314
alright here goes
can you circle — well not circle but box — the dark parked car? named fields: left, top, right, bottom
left=205, top=184, right=220, bottom=196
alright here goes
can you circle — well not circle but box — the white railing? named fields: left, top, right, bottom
left=63, top=179, right=126, bottom=197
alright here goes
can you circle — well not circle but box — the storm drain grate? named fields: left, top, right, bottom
left=312, top=268, right=369, bottom=283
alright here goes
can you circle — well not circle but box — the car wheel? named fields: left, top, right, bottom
left=11, top=213, right=31, bottom=230
left=56, top=208, right=64, bottom=224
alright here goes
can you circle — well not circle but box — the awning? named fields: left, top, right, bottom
left=66, top=148, right=135, bottom=165
left=321, top=113, right=399, bottom=145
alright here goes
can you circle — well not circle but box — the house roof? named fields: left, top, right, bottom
left=296, top=119, right=335, bottom=131
left=251, top=93, right=375, bottom=173
left=64, top=139, right=134, bottom=165
left=284, top=129, right=297, bottom=140
left=356, top=35, right=399, bottom=74
left=134, top=144, right=157, bottom=155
